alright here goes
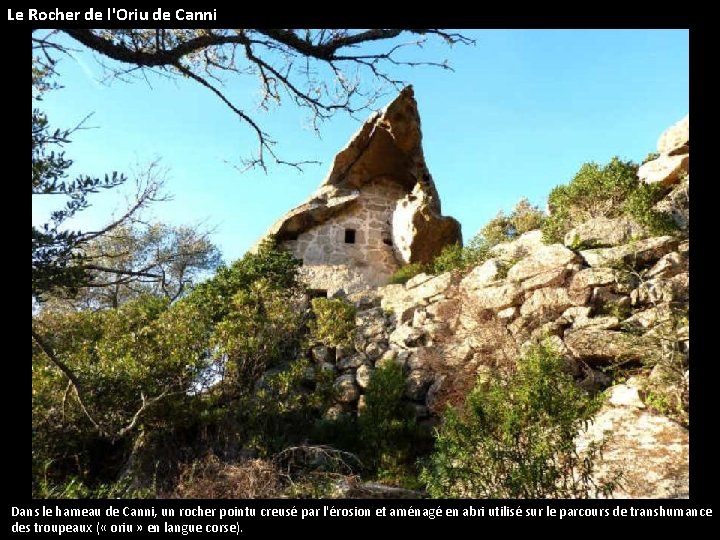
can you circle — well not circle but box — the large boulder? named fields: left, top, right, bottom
left=507, top=244, right=579, bottom=282
left=392, top=183, right=462, bottom=264
left=253, top=86, right=461, bottom=292
left=564, top=216, right=646, bottom=249
left=638, top=154, right=689, bottom=187
left=657, top=114, right=689, bottom=156
left=579, top=236, right=678, bottom=268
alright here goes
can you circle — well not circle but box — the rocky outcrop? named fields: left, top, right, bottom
left=393, top=184, right=462, bottom=265
left=657, top=115, right=689, bottom=156
left=639, top=115, right=689, bottom=187
left=302, top=114, right=690, bottom=499
left=564, top=216, right=646, bottom=248
left=255, top=87, right=461, bottom=294
left=575, top=379, right=689, bottom=499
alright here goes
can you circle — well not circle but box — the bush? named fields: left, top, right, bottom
left=358, top=362, right=430, bottom=485
left=421, top=342, right=618, bottom=498
left=542, top=157, right=675, bottom=243
left=430, top=198, right=544, bottom=275
left=389, top=262, right=426, bottom=284
left=430, top=243, right=465, bottom=274
left=188, top=236, right=302, bottom=322
left=480, top=197, right=545, bottom=246
left=309, top=298, right=356, bottom=348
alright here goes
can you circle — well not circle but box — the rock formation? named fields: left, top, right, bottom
left=257, top=87, right=461, bottom=295
left=309, top=115, right=690, bottom=498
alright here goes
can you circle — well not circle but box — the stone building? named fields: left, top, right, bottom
left=256, top=87, right=462, bottom=296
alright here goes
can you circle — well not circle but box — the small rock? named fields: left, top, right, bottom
left=312, top=345, right=332, bottom=363
left=338, top=353, right=368, bottom=371
left=406, top=370, right=434, bottom=400
left=334, top=374, right=360, bottom=403
left=460, top=260, right=501, bottom=290
left=356, top=364, right=373, bottom=389
left=365, top=340, right=388, bottom=362
left=607, top=384, right=646, bottom=409
left=497, top=306, right=518, bottom=320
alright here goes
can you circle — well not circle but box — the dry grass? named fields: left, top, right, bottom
left=165, top=454, right=283, bottom=499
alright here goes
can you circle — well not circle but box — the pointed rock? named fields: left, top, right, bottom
left=255, top=87, right=461, bottom=293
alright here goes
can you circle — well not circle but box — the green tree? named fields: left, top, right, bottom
left=44, top=222, right=222, bottom=310
left=32, top=58, right=165, bottom=304
left=32, top=294, right=211, bottom=494
left=421, top=342, right=618, bottom=498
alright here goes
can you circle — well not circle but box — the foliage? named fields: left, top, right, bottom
left=188, top=237, right=301, bottom=323
left=35, top=472, right=153, bottom=499
left=389, top=262, right=427, bottom=284
left=45, top=223, right=223, bottom=310
left=542, top=157, right=675, bottom=243
left=623, top=183, right=678, bottom=236
left=309, top=298, right=357, bottom=348
left=430, top=244, right=465, bottom=274
left=168, top=455, right=282, bottom=499
left=229, top=359, right=335, bottom=456
left=210, top=279, right=307, bottom=395
left=32, top=294, right=211, bottom=495
left=429, top=198, right=544, bottom=275
left=642, top=151, right=660, bottom=164
left=358, top=362, right=430, bottom=484
left=421, top=342, right=618, bottom=498
left=480, top=197, right=545, bottom=246
left=32, top=60, right=127, bottom=300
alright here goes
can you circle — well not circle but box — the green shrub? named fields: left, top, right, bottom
left=389, top=262, right=426, bottom=284
left=232, top=358, right=336, bottom=456
left=309, top=297, right=356, bottom=348
left=542, top=157, right=675, bottom=243
left=431, top=243, right=465, bottom=274
left=421, top=342, right=618, bottom=499
left=188, top=236, right=302, bottom=322
left=429, top=198, right=544, bottom=275
left=623, top=183, right=677, bottom=235
left=358, top=362, right=429, bottom=485
left=481, top=197, right=545, bottom=246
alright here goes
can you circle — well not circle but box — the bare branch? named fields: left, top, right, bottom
left=35, top=29, right=474, bottom=171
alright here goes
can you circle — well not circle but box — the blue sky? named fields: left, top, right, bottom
left=32, top=30, right=689, bottom=264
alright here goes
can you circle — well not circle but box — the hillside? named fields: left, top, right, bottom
left=32, top=107, right=689, bottom=499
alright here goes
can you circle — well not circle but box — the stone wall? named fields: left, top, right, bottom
left=282, top=178, right=407, bottom=295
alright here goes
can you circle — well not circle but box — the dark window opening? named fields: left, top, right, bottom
left=285, top=232, right=299, bottom=241
left=382, top=238, right=393, bottom=247
left=344, top=229, right=356, bottom=244
left=308, top=289, right=328, bottom=299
